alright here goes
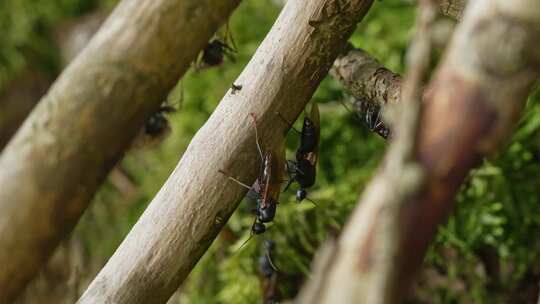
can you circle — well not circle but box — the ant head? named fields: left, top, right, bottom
left=253, top=222, right=266, bottom=235
left=304, top=116, right=317, bottom=131
left=296, top=189, right=307, bottom=202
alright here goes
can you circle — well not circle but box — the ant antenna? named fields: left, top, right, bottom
left=234, top=217, right=259, bottom=254
left=283, top=178, right=294, bottom=192
left=218, top=169, right=251, bottom=190
left=177, top=80, right=184, bottom=107
left=225, top=21, right=237, bottom=51
left=236, top=233, right=254, bottom=253
left=249, top=113, right=265, bottom=163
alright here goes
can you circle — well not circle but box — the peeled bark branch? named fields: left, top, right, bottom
left=330, top=0, right=470, bottom=110
left=0, top=0, right=240, bottom=301
left=297, top=0, right=540, bottom=302
left=331, top=47, right=402, bottom=109
left=78, top=0, right=374, bottom=303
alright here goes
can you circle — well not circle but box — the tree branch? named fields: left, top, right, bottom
left=0, top=0, right=240, bottom=301
left=297, top=0, right=436, bottom=302
left=78, top=0, right=375, bottom=303
left=330, top=46, right=402, bottom=109
left=329, top=0, right=470, bottom=111
left=297, top=0, right=540, bottom=302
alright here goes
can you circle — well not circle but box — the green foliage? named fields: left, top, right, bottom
left=0, top=0, right=115, bottom=89
left=1, top=0, right=540, bottom=303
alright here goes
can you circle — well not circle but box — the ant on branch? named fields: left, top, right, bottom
left=278, top=103, right=320, bottom=205
left=133, top=98, right=181, bottom=149
left=200, top=39, right=236, bottom=68
left=219, top=113, right=285, bottom=245
left=198, top=23, right=237, bottom=69
left=144, top=105, right=176, bottom=137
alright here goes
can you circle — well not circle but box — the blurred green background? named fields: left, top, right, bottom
left=1, top=0, right=540, bottom=303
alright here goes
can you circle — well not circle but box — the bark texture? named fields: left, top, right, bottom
left=331, top=46, right=402, bottom=108
left=296, top=0, right=540, bottom=302
left=78, top=0, right=374, bottom=303
left=329, top=0, right=469, bottom=112
left=439, top=0, right=467, bottom=19
left=0, top=0, right=240, bottom=301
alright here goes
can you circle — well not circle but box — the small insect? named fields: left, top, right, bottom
left=219, top=113, right=285, bottom=242
left=258, top=239, right=279, bottom=304
left=144, top=105, right=176, bottom=136
left=133, top=103, right=177, bottom=148
left=341, top=98, right=391, bottom=139
left=279, top=103, right=320, bottom=204
left=199, top=38, right=236, bottom=69
left=231, top=83, right=242, bottom=95
left=356, top=98, right=391, bottom=139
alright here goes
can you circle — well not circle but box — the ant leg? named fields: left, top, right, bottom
left=266, top=251, right=279, bottom=272
left=286, top=160, right=304, bottom=175
left=218, top=169, right=251, bottom=190
left=373, top=108, right=383, bottom=131
left=305, top=197, right=319, bottom=207
left=194, top=53, right=204, bottom=72
left=225, top=21, right=238, bottom=51
left=365, top=108, right=374, bottom=130
left=249, top=113, right=265, bottom=163
left=224, top=50, right=236, bottom=63
left=283, top=178, right=294, bottom=192
left=236, top=233, right=254, bottom=253
left=236, top=217, right=259, bottom=253
left=372, top=119, right=383, bottom=132
left=276, top=112, right=301, bottom=134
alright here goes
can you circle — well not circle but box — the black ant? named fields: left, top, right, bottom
left=198, top=22, right=237, bottom=69
left=200, top=39, right=236, bottom=68
left=258, top=239, right=279, bottom=304
left=133, top=102, right=178, bottom=148
left=219, top=113, right=285, bottom=242
left=144, top=105, right=176, bottom=136
left=231, top=83, right=242, bottom=95
left=278, top=103, right=320, bottom=204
